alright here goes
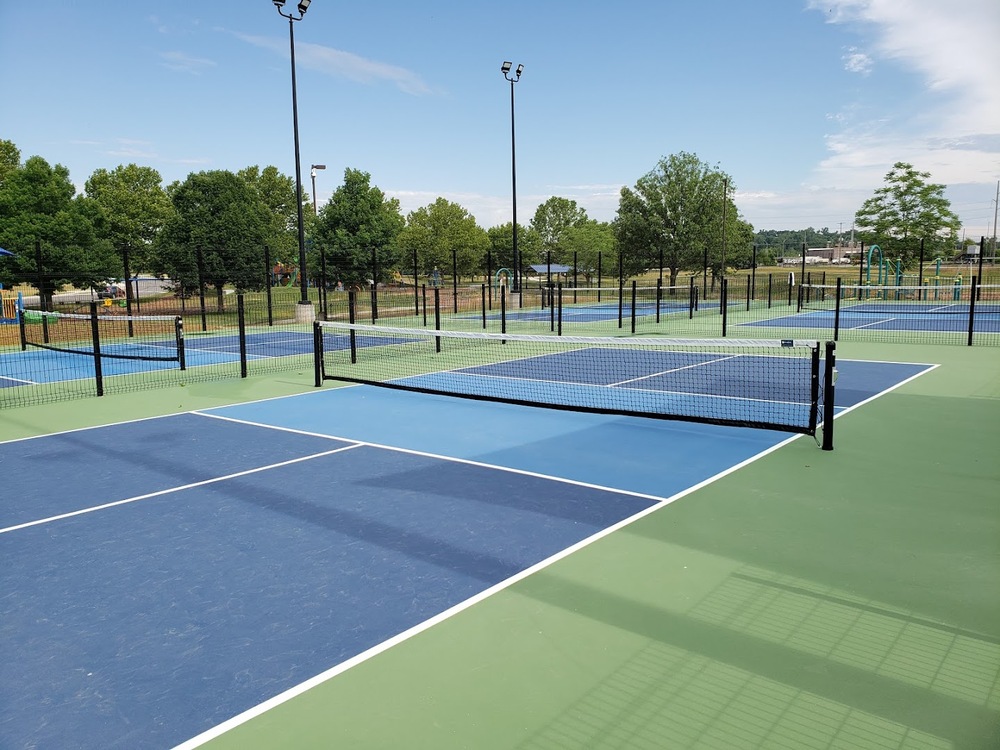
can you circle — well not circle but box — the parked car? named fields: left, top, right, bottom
left=97, top=282, right=126, bottom=299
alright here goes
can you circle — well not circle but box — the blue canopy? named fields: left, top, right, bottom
left=529, top=263, right=571, bottom=274
left=0, top=247, right=13, bottom=257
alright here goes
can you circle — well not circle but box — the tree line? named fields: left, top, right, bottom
left=0, top=137, right=964, bottom=307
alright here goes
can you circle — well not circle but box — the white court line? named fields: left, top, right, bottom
left=193, top=411, right=670, bottom=504
left=173, top=360, right=943, bottom=749
left=0, top=443, right=363, bottom=535
left=1, top=375, right=39, bottom=385
left=171, top=428, right=805, bottom=750
left=609, top=353, right=741, bottom=387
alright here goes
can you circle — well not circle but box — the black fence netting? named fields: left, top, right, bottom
left=2, top=260, right=996, bottom=408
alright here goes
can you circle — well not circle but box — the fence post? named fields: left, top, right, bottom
left=968, top=275, right=978, bottom=346
left=237, top=293, right=248, bottom=378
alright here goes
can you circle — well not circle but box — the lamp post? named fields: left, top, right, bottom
left=310, top=164, right=326, bottom=215
left=501, top=61, right=523, bottom=293
left=273, top=0, right=312, bottom=312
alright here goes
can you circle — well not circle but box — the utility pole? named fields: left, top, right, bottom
left=993, top=180, right=999, bottom=262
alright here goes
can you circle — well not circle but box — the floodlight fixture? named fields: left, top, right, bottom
left=297, top=0, right=311, bottom=14
left=310, top=164, right=326, bottom=215
left=501, top=61, right=512, bottom=74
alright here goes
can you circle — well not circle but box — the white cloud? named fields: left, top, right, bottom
left=842, top=47, right=873, bottom=75
left=805, top=0, right=1000, bottom=229
left=234, top=33, right=432, bottom=96
left=160, top=51, right=216, bottom=75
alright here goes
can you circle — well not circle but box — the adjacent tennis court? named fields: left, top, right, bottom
left=0, top=350, right=954, bottom=750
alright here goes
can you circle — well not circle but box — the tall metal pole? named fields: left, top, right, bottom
left=288, top=17, right=308, bottom=304
left=510, top=78, right=518, bottom=293
left=274, top=1, right=313, bottom=311
left=502, top=62, right=523, bottom=293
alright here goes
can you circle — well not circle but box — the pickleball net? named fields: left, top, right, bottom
left=799, top=282, right=1000, bottom=315
left=314, top=321, right=836, bottom=444
left=20, top=307, right=185, bottom=365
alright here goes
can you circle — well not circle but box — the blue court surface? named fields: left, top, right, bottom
left=744, top=307, right=999, bottom=333
left=472, top=299, right=716, bottom=324
left=0, top=357, right=933, bottom=749
left=0, top=329, right=317, bottom=388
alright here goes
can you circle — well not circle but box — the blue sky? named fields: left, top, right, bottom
left=1, top=0, right=998, bottom=236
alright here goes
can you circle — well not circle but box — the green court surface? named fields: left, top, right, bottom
left=3, top=341, right=998, bottom=749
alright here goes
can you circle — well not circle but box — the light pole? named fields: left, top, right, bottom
left=273, top=0, right=312, bottom=311
left=501, top=61, right=523, bottom=293
left=310, top=164, right=326, bottom=215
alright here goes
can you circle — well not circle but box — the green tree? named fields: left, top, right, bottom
left=0, top=154, right=115, bottom=307
left=615, top=152, right=739, bottom=284
left=153, top=170, right=271, bottom=308
left=238, top=165, right=300, bottom=263
left=560, top=220, right=616, bottom=285
left=398, top=198, right=489, bottom=282
left=85, top=164, right=172, bottom=277
left=0, top=139, right=20, bottom=185
left=854, top=162, right=960, bottom=264
left=486, top=222, right=541, bottom=283
left=313, top=168, right=405, bottom=287
left=531, top=197, right=589, bottom=262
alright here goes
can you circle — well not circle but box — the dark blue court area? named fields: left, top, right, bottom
left=0, top=356, right=934, bottom=749
left=744, top=306, right=1000, bottom=333
left=0, top=329, right=317, bottom=388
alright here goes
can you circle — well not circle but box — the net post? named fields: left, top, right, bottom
left=421, top=284, right=427, bottom=326
left=18, top=308, right=27, bottom=351
left=618, top=276, right=625, bottom=328
left=796, top=281, right=804, bottom=312
left=481, top=283, right=487, bottom=330
left=237, top=293, right=248, bottom=378
left=486, top=249, right=493, bottom=310
left=196, top=245, right=207, bottom=333
left=967, top=275, right=978, bottom=346
left=175, top=316, right=186, bottom=371
left=348, top=290, right=357, bottom=364
left=767, top=273, right=773, bottom=308
left=89, top=301, right=104, bottom=397
left=745, top=274, right=751, bottom=312
left=312, top=320, right=323, bottom=387
left=597, top=251, right=602, bottom=303
left=500, top=284, right=507, bottom=337
left=41, top=308, right=50, bottom=344
left=434, top=287, right=441, bottom=353
left=573, top=251, right=578, bottom=304
left=549, top=282, right=556, bottom=332
left=264, top=245, right=274, bottom=326
left=822, top=340, right=836, bottom=451
left=688, top=278, right=696, bottom=319
left=721, top=278, right=728, bottom=337
left=630, top=280, right=637, bottom=334
left=833, top=278, right=842, bottom=341
left=557, top=282, right=563, bottom=336
left=656, top=277, right=662, bottom=323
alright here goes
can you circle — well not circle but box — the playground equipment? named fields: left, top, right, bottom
left=1, top=288, right=21, bottom=323
left=494, top=268, right=511, bottom=294
left=864, top=244, right=905, bottom=286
